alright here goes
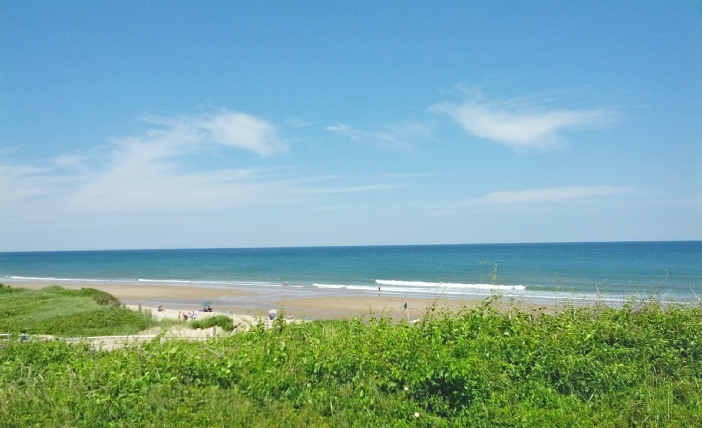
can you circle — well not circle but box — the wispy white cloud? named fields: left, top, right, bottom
left=53, top=154, right=79, bottom=168
left=0, top=110, right=405, bottom=221
left=326, top=121, right=431, bottom=150
left=196, top=111, right=287, bottom=155
left=303, top=183, right=404, bottom=195
left=142, top=110, right=287, bottom=156
left=432, top=94, right=618, bottom=151
left=0, top=165, right=55, bottom=204
left=457, top=185, right=635, bottom=207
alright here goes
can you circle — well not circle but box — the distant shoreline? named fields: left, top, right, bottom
left=6, top=278, right=688, bottom=321
left=3, top=279, right=562, bottom=319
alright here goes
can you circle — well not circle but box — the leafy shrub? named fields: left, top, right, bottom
left=191, top=315, right=235, bottom=331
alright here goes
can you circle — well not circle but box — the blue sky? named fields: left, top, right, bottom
left=1, top=1, right=700, bottom=251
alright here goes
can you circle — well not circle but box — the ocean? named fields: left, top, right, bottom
left=1, top=241, right=700, bottom=305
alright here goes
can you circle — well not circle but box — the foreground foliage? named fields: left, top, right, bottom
left=0, top=285, right=156, bottom=336
left=1, top=298, right=701, bottom=427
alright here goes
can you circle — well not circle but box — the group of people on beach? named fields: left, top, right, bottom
left=177, top=310, right=198, bottom=321
left=167, top=306, right=292, bottom=324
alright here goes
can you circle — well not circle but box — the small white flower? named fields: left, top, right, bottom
left=404, top=386, right=409, bottom=391
left=414, top=412, right=420, bottom=418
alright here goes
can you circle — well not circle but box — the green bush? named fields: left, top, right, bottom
left=191, top=314, right=235, bottom=331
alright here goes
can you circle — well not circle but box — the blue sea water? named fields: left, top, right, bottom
left=1, top=242, right=700, bottom=304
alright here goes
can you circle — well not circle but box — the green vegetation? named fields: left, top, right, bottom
left=1, top=294, right=700, bottom=427
left=191, top=314, right=236, bottom=331
left=0, top=284, right=156, bottom=336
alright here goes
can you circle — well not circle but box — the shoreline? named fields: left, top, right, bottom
left=3, top=279, right=590, bottom=320
left=4, top=279, right=696, bottom=321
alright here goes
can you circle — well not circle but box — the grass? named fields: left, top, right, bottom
left=0, top=292, right=700, bottom=426
left=0, top=284, right=156, bottom=336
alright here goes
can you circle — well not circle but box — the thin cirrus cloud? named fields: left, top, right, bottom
left=432, top=97, right=618, bottom=151
left=457, top=186, right=635, bottom=207
left=0, top=165, right=58, bottom=205
left=2, top=110, right=287, bottom=213
left=196, top=112, right=287, bottom=156
left=1, top=110, right=400, bottom=217
left=326, top=122, right=430, bottom=151
left=142, top=110, right=288, bottom=156
left=65, top=110, right=291, bottom=210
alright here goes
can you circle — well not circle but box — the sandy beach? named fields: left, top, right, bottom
left=5, top=279, right=562, bottom=321
left=2, top=279, right=590, bottom=352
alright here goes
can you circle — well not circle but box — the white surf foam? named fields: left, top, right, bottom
left=375, top=279, right=525, bottom=291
